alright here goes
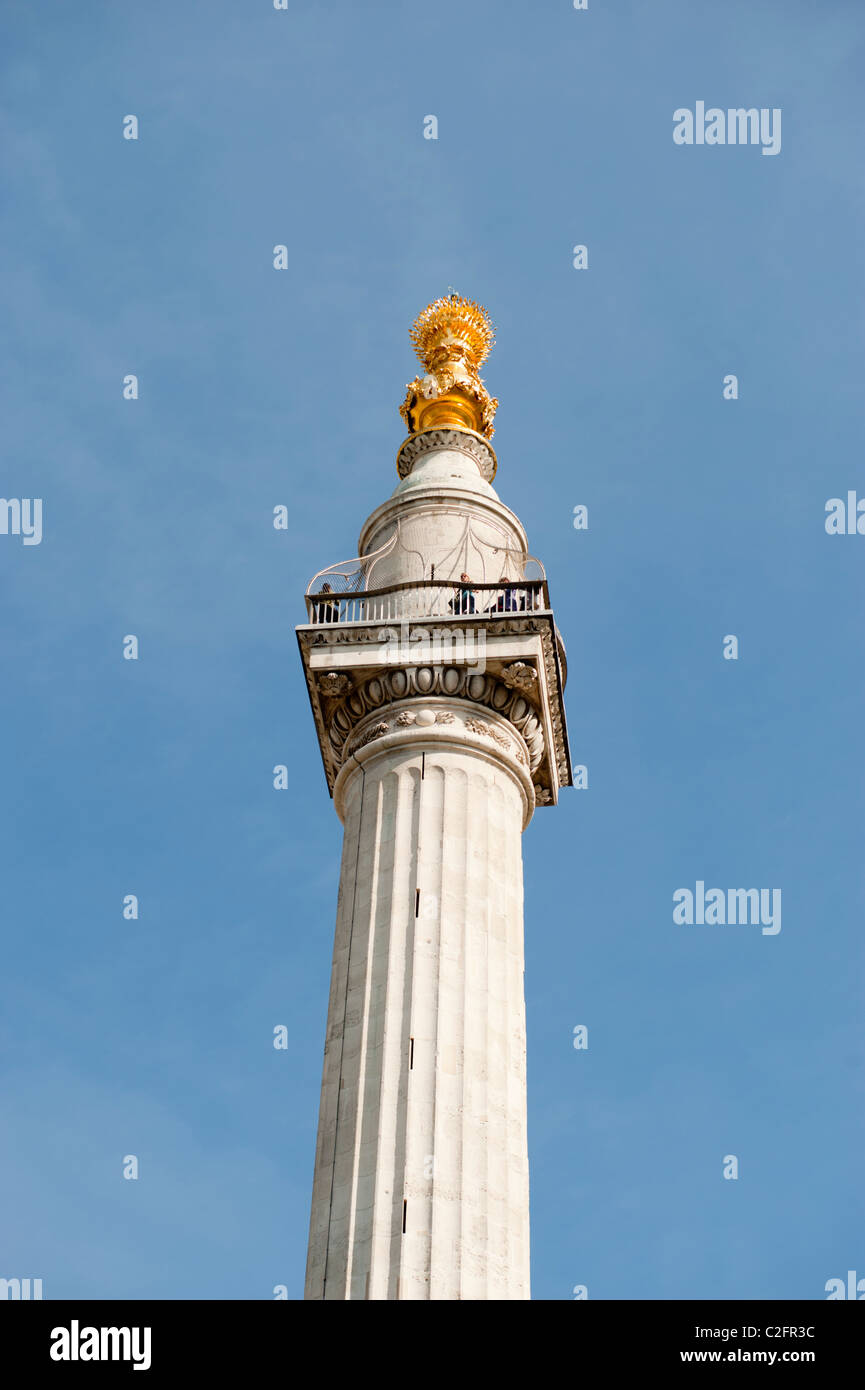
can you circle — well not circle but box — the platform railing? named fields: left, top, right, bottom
left=304, top=578, right=549, bottom=625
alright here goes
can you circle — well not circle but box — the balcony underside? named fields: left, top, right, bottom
left=296, top=608, right=571, bottom=806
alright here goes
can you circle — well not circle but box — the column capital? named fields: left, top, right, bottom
left=333, top=697, right=536, bottom=829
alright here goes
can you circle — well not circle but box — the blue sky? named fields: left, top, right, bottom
left=1, top=0, right=862, bottom=1299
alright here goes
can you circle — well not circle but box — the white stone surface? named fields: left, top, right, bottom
left=359, top=446, right=529, bottom=591
left=304, top=723, right=530, bottom=1300
left=304, top=434, right=539, bottom=1301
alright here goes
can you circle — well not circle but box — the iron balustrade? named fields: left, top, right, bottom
left=304, top=578, right=549, bottom=626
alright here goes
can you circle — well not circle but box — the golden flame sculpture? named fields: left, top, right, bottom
left=400, top=294, right=499, bottom=438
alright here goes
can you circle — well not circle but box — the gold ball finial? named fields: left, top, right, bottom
left=400, top=295, right=498, bottom=438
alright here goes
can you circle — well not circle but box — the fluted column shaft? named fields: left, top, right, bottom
left=304, top=708, right=531, bottom=1300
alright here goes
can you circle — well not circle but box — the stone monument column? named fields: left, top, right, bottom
left=297, top=296, right=570, bottom=1300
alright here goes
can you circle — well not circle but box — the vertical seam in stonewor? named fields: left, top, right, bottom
left=498, top=777, right=516, bottom=1300
left=368, top=766, right=404, bottom=1298
left=457, top=763, right=469, bottom=1301
left=322, top=761, right=365, bottom=1300
left=509, top=795, right=529, bottom=1298
left=426, top=760, right=445, bottom=1302
left=390, top=763, right=421, bottom=1299
left=344, top=771, right=384, bottom=1297
left=427, top=758, right=451, bottom=1296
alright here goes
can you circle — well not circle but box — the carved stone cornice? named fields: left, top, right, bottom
left=326, top=664, right=543, bottom=774
left=395, top=428, right=498, bottom=483
left=297, top=610, right=571, bottom=805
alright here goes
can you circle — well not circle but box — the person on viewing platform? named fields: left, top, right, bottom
left=449, top=572, right=476, bottom=614
left=318, top=582, right=340, bottom=623
left=492, top=578, right=525, bottom=613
